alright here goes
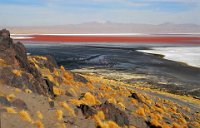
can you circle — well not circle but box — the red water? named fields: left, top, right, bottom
left=18, top=35, right=200, bottom=44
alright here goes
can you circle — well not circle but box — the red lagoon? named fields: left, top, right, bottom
left=17, top=35, right=200, bottom=44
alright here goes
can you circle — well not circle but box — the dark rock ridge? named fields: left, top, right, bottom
left=79, top=101, right=129, bottom=126
left=0, top=29, right=55, bottom=96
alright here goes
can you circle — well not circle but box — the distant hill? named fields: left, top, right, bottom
left=4, top=22, right=200, bottom=34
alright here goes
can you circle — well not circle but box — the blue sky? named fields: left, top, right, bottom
left=0, top=0, right=200, bottom=26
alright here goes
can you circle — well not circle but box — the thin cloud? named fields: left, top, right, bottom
left=0, top=0, right=199, bottom=26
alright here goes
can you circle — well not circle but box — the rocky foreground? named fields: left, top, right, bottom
left=0, top=29, right=200, bottom=128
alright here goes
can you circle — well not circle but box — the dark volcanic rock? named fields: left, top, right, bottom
left=32, top=55, right=58, bottom=72
left=12, top=99, right=28, bottom=110
left=95, top=101, right=129, bottom=126
left=49, top=101, right=54, bottom=108
left=79, top=104, right=97, bottom=117
left=0, top=29, right=54, bottom=96
left=0, top=29, right=10, bottom=39
left=73, top=73, right=88, bottom=84
left=78, top=101, right=129, bottom=126
left=44, top=77, right=55, bottom=97
left=0, top=96, right=11, bottom=107
left=129, top=93, right=143, bottom=102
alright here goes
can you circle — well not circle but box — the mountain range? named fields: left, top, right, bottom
left=3, top=22, right=200, bottom=34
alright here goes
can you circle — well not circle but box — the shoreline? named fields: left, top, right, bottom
left=137, top=47, right=200, bottom=68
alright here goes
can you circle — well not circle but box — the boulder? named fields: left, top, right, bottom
left=0, top=29, right=10, bottom=39
left=78, top=101, right=129, bottom=126
left=12, top=99, right=28, bottom=110
left=129, top=92, right=143, bottom=102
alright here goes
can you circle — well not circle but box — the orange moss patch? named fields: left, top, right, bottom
left=162, top=124, right=171, bottom=128
left=53, top=87, right=64, bottom=95
left=19, top=110, right=33, bottom=123
left=56, top=110, right=63, bottom=121
left=25, top=89, right=32, bottom=93
left=68, top=88, right=77, bottom=97
left=53, top=69, right=60, bottom=76
left=35, top=56, right=47, bottom=60
left=107, top=121, right=120, bottom=128
left=70, top=92, right=100, bottom=106
left=189, top=122, right=200, bottom=128
left=60, top=66, right=65, bottom=72
left=150, top=119, right=161, bottom=127
left=69, top=99, right=80, bottom=105
left=96, top=111, right=105, bottom=120
left=182, top=106, right=190, bottom=112
left=56, top=123, right=66, bottom=128
left=86, top=82, right=95, bottom=90
left=135, top=107, right=146, bottom=117
left=6, top=107, right=17, bottom=114
left=60, top=102, right=76, bottom=117
left=130, top=99, right=138, bottom=104
left=15, top=88, right=21, bottom=93
left=93, top=114, right=105, bottom=127
left=108, top=98, right=117, bottom=104
left=149, top=113, right=163, bottom=120
left=36, top=111, right=43, bottom=119
left=34, top=120, right=44, bottom=128
left=6, top=94, right=15, bottom=101
left=93, top=111, right=120, bottom=128
left=81, top=92, right=99, bottom=105
left=63, top=71, right=73, bottom=81
left=12, top=69, right=22, bottom=76
left=117, top=102, right=126, bottom=110
left=0, top=59, right=7, bottom=66
left=172, top=122, right=181, bottom=128
left=47, top=75, right=59, bottom=86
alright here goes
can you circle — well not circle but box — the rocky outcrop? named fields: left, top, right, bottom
left=79, top=101, right=129, bottom=126
left=0, top=29, right=54, bottom=96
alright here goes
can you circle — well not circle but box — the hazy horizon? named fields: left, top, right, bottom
left=1, top=0, right=200, bottom=26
